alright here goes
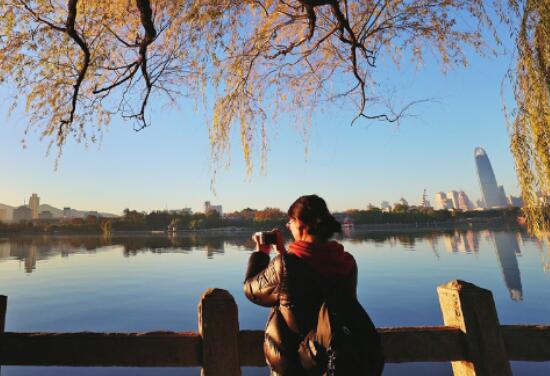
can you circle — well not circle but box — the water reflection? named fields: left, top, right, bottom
left=0, top=229, right=547, bottom=303
left=0, top=235, right=257, bottom=272
left=492, top=232, right=523, bottom=301
left=441, top=230, right=479, bottom=253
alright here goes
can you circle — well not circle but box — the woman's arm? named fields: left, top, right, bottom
left=243, top=252, right=284, bottom=307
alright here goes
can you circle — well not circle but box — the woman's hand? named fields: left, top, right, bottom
left=272, top=228, right=286, bottom=255
left=252, top=233, right=272, bottom=255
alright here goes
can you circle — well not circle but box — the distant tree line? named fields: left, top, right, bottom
left=0, top=206, right=522, bottom=234
left=339, top=206, right=522, bottom=225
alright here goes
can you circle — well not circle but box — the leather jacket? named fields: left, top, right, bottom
left=243, top=250, right=357, bottom=375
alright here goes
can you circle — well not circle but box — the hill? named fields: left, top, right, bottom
left=0, top=202, right=117, bottom=220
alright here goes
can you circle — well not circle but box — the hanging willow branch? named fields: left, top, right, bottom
left=506, top=0, right=550, bottom=238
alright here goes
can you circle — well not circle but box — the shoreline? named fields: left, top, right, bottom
left=0, top=219, right=523, bottom=238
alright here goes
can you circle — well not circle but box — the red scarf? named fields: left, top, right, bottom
left=288, top=240, right=354, bottom=277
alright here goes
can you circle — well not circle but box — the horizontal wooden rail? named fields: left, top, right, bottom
left=1, top=282, right=550, bottom=376
left=0, top=332, right=201, bottom=366
left=501, top=325, right=550, bottom=361
left=2, top=325, right=550, bottom=367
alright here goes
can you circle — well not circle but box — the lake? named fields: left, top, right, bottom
left=0, top=228, right=549, bottom=375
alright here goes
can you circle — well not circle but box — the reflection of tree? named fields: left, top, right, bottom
left=490, top=231, right=523, bottom=302
left=0, top=234, right=259, bottom=272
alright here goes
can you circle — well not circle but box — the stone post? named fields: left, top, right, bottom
left=437, top=280, right=511, bottom=376
left=198, top=289, right=240, bottom=376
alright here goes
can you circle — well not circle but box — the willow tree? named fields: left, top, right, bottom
left=1, top=1, right=548, bottom=231
left=505, top=0, right=550, bottom=237
left=0, top=0, right=494, bottom=154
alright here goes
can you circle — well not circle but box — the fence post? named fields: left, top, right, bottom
left=198, top=288, right=240, bottom=376
left=437, top=280, right=511, bottom=376
left=0, top=295, right=6, bottom=375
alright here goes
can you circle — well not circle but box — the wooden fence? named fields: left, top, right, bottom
left=1, top=280, right=549, bottom=375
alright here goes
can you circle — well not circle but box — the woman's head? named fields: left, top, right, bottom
left=287, top=195, right=341, bottom=241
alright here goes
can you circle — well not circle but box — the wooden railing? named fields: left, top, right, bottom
left=1, top=280, right=549, bottom=375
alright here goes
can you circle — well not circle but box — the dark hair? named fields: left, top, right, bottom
left=287, top=195, right=342, bottom=240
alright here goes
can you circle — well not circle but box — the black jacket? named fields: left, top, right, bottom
left=243, top=251, right=358, bottom=375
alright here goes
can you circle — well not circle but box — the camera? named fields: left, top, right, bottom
left=255, top=231, right=277, bottom=245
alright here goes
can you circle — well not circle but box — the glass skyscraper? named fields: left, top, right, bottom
left=475, top=147, right=506, bottom=208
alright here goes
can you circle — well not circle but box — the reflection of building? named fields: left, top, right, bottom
left=0, top=242, right=10, bottom=258
left=9, top=241, right=38, bottom=273
left=13, top=205, right=32, bottom=222
left=475, top=147, right=506, bottom=208
left=443, top=231, right=478, bottom=253
left=465, top=230, right=479, bottom=252
left=204, top=201, right=223, bottom=216
left=443, top=234, right=457, bottom=252
left=491, top=231, right=523, bottom=301
left=29, top=193, right=40, bottom=219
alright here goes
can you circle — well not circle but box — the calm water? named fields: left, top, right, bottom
left=0, top=228, right=549, bottom=375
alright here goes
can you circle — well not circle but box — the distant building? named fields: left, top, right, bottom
left=498, top=185, right=507, bottom=206
left=38, top=211, right=53, bottom=220
left=29, top=193, right=40, bottom=219
left=476, top=199, right=485, bottom=209
left=475, top=147, right=506, bottom=208
left=457, top=191, right=474, bottom=211
left=434, top=192, right=453, bottom=210
left=434, top=192, right=447, bottom=210
left=13, top=205, right=32, bottom=222
left=204, top=201, right=223, bottom=216
left=447, top=191, right=460, bottom=210
left=420, top=190, right=431, bottom=208
left=168, top=208, right=193, bottom=215
left=0, top=209, right=7, bottom=222
left=507, top=195, right=523, bottom=208
left=63, top=207, right=72, bottom=218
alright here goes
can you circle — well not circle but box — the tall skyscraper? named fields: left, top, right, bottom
left=474, top=147, right=506, bottom=208
left=29, top=193, right=40, bottom=219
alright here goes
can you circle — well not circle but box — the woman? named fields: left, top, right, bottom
left=243, top=195, right=383, bottom=375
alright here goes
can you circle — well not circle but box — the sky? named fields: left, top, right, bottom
left=0, top=29, right=521, bottom=215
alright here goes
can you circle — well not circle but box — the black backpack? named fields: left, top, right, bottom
left=297, top=292, right=384, bottom=376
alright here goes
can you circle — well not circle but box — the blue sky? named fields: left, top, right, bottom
left=0, top=36, right=520, bottom=215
